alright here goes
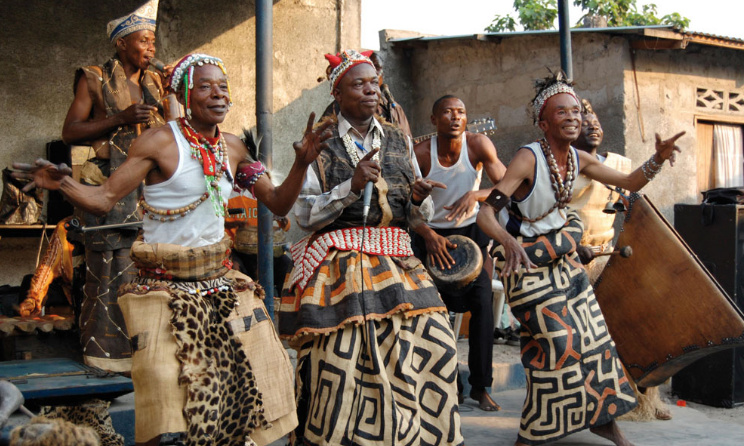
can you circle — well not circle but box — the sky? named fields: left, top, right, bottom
left=361, top=0, right=744, bottom=50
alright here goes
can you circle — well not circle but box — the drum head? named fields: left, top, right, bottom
left=425, top=234, right=483, bottom=290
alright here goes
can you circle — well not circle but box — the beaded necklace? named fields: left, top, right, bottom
left=178, top=118, right=228, bottom=217
left=341, top=127, right=381, bottom=166
left=140, top=119, right=228, bottom=221
left=513, top=138, right=575, bottom=223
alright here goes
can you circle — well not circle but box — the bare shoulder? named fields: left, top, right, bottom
left=466, top=132, right=496, bottom=150
left=413, top=138, right=431, bottom=161
left=223, top=132, right=250, bottom=168
left=466, top=131, right=499, bottom=161
left=131, top=125, right=175, bottom=154
left=413, top=138, right=432, bottom=176
left=512, top=145, right=537, bottom=168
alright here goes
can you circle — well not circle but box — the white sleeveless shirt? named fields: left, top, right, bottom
left=142, top=121, right=233, bottom=247
left=425, top=134, right=483, bottom=229
left=497, top=141, right=580, bottom=237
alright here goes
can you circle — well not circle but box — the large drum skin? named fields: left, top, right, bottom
left=425, top=234, right=483, bottom=292
left=594, top=194, right=744, bottom=387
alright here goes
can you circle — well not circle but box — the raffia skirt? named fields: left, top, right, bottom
left=119, top=238, right=296, bottom=445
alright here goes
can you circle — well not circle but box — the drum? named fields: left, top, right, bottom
left=593, top=194, right=744, bottom=387
left=425, top=234, right=483, bottom=292
left=227, top=195, right=290, bottom=257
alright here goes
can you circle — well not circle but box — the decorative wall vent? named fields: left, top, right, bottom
left=697, top=87, right=744, bottom=114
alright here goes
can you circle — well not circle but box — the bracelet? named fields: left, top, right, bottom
left=648, top=154, right=663, bottom=171
left=641, top=157, right=662, bottom=181
left=234, top=160, right=267, bottom=195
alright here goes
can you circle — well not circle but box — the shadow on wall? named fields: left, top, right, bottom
left=241, top=79, right=334, bottom=245
left=156, top=0, right=282, bottom=62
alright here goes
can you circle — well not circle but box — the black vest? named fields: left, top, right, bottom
left=312, top=121, right=414, bottom=231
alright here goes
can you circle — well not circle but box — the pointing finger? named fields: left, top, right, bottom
left=361, top=147, right=380, bottom=161
left=667, top=131, right=686, bottom=144
left=427, top=180, right=447, bottom=190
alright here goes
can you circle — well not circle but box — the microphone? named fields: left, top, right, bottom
left=149, top=58, right=166, bottom=72
left=362, top=181, right=374, bottom=223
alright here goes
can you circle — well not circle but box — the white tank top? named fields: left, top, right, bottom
left=142, top=121, right=233, bottom=247
left=426, top=134, right=483, bottom=228
left=497, top=141, right=580, bottom=237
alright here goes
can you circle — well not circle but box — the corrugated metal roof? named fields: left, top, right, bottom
left=389, top=25, right=744, bottom=50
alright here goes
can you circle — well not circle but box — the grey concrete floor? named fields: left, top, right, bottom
left=275, top=339, right=744, bottom=446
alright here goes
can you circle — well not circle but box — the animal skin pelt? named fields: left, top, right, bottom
left=10, top=416, right=100, bottom=446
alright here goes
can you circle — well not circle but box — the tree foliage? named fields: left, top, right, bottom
left=485, top=0, right=690, bottom=33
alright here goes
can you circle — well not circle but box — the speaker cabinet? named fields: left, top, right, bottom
left=672, top=203, right=744, bottom=407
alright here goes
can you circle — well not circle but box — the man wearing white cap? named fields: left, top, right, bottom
left=60, top=0, right=166, bottom=373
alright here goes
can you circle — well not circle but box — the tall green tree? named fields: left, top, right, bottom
left=485, top=0, right=689, bottom=33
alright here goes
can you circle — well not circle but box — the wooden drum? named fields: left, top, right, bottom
left=425, top=234, right=483, bottom=292
left=593, top=194, right=744, bottom=387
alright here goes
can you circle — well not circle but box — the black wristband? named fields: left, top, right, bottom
left=411, top=196, right=424, bottom=206
left=484, top=188, right=510, bottom=211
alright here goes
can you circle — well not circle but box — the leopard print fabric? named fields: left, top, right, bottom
left=10, top=416, right=100, bottom=445
left=36, top=399, right=121, bottom=446
left=161, top=277, right=270, bottom=445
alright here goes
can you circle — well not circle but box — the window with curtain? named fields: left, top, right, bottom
left=697, top=122, right=744, bottom=193
left=713, top=124, right=744, bottom=187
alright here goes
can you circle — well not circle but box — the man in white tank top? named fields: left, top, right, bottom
left=15, top=54, right=333, bottom=446
left=412, top=95, right=506, bottom=411
left=476, top=72, right=685, bottom=446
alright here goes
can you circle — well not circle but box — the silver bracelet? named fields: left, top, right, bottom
left=647, top=154, right=663, bottom=172
left=641, top=159, right=660, bottom=181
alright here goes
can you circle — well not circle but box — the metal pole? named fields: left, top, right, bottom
left=557, top=0, right=573, bottom=79
left=256, top=0, right=275, bottom=319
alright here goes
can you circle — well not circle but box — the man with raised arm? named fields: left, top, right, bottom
left=476, top=72, right=684, bottom=446
left=279, top=50, right=463, bottom=445
left=16, top=53, right=331, bottom=446
left=412, top=95, right=506, bottom=411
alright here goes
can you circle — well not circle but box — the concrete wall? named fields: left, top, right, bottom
left=380, top=30, right=744, bottom=220
left=0, top=0, right=360, bottom=286
left=380, top=31, right=627, bottom=182
left=621, top=43, right=744, bottom=220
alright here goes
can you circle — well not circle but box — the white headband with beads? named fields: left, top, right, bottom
left=171, top=54, right=228, bottom=92
left=532, top=82, right=579, bottom=125
left=170, top=54, right=232, bottom=119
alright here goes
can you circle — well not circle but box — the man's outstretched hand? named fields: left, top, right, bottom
left=11, top=159, right=72, bottom=192
left=412, top=178, right=446, bottom=204
left=654, top=131, right=685, bottom=167
left=293, top=112, right=333, bottom=167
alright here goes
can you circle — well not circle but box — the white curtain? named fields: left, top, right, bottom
left=712, top=124, right=744, bottom=188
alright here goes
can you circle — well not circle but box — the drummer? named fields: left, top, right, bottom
left=412, top=95, right=507, bottom=411
left=476, top=71, right=684, bottom=446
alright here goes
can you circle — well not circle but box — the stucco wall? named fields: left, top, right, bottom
left=380, top=30, right=744, bottom=221
left=621, top=43, right=744, bottom=220
left=0, top=0, right=360, bottom=286
left=380, top=31, right=627, bottom=180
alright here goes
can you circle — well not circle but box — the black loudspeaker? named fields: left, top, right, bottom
left=45, top=140, right=74, bottom=224
left=672, top=203, right=744, bottom=407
